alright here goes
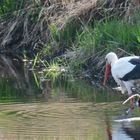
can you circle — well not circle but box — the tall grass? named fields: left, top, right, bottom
left=32, top=14, right=140, bottom=82
left=0, top=0, right=44, bottom=20
left=95, top=19, right=140, bottom=53
left=74, top=17, right=140, bottom=55
left=0, top=0, right=29, bottom=16
left=49, top=21, right=81, bottom=50
left=66, top=15, right=140, bottom=77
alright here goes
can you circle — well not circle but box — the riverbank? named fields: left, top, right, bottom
left=0, top=0, right=140, bottom=90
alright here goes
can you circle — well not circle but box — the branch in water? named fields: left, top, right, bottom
left=114, top=117, right=140, bottom=122
left=122, top=94, right=140, bottom=105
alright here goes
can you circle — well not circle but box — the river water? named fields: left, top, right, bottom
left=0, top=80, right=140, bottom=140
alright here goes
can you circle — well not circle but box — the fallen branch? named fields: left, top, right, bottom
left=122, top=94, right=140, bottom=105
left=114, top=117, right=140, bottom=122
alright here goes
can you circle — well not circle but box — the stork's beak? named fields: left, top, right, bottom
left=103, top=63, right=111, bottom=86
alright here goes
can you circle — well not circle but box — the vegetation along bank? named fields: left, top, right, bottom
left=0, top=0, right=140, bottom=93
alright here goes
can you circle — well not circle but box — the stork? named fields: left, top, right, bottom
left=103, top=52, right=140, bottom=109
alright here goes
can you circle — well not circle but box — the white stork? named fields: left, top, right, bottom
left=103, top=52, right=140, bottom=109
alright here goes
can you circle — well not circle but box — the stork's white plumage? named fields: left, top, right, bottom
left=103, top=52, right=140, bottom=109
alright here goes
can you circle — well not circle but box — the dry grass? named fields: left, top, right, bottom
left=41, top=0, right=140, bottom=29
left=0, top=0, right=139, bottom=59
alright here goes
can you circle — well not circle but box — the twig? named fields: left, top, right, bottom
left=117, top=48, right=132, bottom=56
left=122, top=94, right=140, bottom=105
left=114, top=117, right=140, bottom=122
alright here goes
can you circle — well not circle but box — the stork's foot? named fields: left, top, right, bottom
left=138, top=98, right=140, bottom=107
left=126, top=108, right=131, bottom=114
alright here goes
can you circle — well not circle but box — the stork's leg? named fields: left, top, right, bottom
left=112, top=76, right=127, bottom=94
left=138, top=98, right=140, bottom=107
left=130, top=96, right=134, bottom=109
left=119, top=82, right=127, bottom=94
left=123, top=81, right=134, bottom=109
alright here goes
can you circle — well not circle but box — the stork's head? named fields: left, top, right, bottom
left=105, top=52, right=118, bottom=65
left=103, top=52, right=118, bottom=85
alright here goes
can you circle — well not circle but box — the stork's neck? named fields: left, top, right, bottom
left=110, top=56, right=118, bottom=67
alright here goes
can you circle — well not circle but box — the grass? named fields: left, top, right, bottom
left=97, top=19, right=140, bottom=52
left=74, top=17, right=140, bottom=54
left=30, top=13, right=140, bottom=84
left=67, top=15, right=140, bottom=77
left=0, top=0, right=29, bottom=18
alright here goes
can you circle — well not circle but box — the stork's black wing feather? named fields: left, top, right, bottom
left=120, top=57, right=140, bottom=81
left=129, top=57, right=140, bottom=65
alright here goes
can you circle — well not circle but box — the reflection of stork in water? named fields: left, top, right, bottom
left=105, top=120, right=112, bottom=140
left=103, top=52, right=140, bottom=109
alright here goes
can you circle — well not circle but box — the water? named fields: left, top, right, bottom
left=0, top=80, right=140, bottom=140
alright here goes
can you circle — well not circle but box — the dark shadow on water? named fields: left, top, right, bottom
left=122, top=122, right=140, bottom=140
left=0, top=55, right=42, bottom=102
